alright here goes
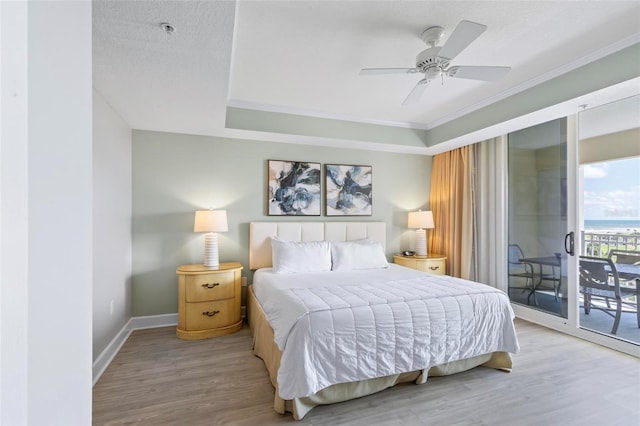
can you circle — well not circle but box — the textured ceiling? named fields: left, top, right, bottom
left=93, top=0, right=235, bottom=134
left=93, top=0, right=640, bottom=150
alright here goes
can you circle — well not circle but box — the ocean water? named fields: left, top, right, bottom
left=584, top=219, right=640, bottom=232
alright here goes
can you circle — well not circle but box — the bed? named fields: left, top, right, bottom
left=248, top=221, right=519, bottom=420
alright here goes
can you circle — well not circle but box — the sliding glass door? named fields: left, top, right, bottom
left=504, top=96, right=638, bottom=355
left=577, top=95, right=640, bottom=345
left=507, top=118, right=570, bottom=319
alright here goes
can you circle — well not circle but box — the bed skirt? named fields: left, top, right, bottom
left=247, top=286, right=512, bottom=420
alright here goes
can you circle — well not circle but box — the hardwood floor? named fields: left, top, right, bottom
left=93, top=319, right=640, bottom=425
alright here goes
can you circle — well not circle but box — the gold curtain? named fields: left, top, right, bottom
left=429, top=145, right=474, bottom=279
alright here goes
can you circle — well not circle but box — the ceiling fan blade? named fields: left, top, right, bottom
left=402, top=79, right=429, bottom=105
left=359, top=68, right=419, bottom=75
left=449, top=66, right=511, bottom=81
left=437, top=20, right=486, bottom=61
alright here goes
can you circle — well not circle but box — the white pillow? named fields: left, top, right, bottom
left=270, top=238, right=332, bottom=274
left=331, top=240, right=389, bottom=271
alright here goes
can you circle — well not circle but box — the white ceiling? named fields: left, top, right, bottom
left=93, top=0, right=640, bottom=150
left=93, top=0, right=235, bottom=135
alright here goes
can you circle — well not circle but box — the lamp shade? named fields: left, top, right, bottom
left=194, top=210, right=228, bottom=233
left=408, top=210, right=434, bottom=229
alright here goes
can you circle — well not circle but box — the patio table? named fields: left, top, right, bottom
left=520, top=255, right=561, bottom=305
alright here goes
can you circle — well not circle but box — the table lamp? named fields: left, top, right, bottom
left=408, top=209, right=434, bottom=257
left=194, top=210, right=228, bottom=268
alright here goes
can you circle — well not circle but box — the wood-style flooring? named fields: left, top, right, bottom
left=93, top=319, right=640, bottom=426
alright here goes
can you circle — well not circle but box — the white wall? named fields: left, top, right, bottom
left=93, top=90, right=132, bottom=360
left=1, top=1, right=93, bottom=424
left=1, top=1, right=29, bottom=423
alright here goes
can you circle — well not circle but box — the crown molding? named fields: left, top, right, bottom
left=135, top=124, right=435, bottom=155
left=216, top=127, right=434, bottom=155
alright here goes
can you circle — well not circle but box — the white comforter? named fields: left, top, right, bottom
left=253, top=265, right=519, bottom=399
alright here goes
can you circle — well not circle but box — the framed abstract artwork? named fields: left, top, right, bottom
left=325, top=164, right=372, bottom=216
left=267, top=160, right=321, bottom=216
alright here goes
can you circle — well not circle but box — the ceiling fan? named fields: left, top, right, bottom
left=359, top=20, right=511, bottom=105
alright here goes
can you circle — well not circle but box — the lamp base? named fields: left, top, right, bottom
left=203, top=232, right=220, bottom=268
left=414, top=229, right=427, bottom=257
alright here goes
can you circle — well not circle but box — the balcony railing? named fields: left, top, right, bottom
left=581, top=231, right=640, bottom=257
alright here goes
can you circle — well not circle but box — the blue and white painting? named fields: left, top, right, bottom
left=268, top=160, right=321, bottom=216
left=325, top=164, right=372, bottom=216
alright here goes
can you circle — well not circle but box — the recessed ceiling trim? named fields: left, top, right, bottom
left=226, top=99, right=432, bottom=130
left=177, top=126, right=435, bottom=155
left=229, top=33, right=640, bottom=135
left=426, top=32, right=640, bottom=129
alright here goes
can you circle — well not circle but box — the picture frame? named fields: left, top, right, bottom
left=267, top=160, right=321, bottom=216
left=325, top=164, right=372, bottom=216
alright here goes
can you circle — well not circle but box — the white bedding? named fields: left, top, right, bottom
left=253, top=264, right=520, bottom=400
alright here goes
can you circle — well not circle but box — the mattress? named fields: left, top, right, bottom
left=252, top=264, right=520, bottom=401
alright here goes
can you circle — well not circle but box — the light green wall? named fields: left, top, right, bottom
left=132, top=130, right=431, bottom=316
left=226, top=107, right=429, bottom=147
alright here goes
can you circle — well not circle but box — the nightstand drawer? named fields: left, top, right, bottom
left=177, top=262, right=243, bottom=340
left=185, top=272, right=235, bottom=302
left=416, top=259, right=445, bottom=274
left=393, top=254, right=447, bottom=275
left=185, top=299, right=239, bottom=330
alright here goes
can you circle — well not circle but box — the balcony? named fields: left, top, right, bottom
left=581, top=231, right=640, bottom=257
left=509, top=231, right=639, bottom=344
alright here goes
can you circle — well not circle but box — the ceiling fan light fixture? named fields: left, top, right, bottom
left=424, top=65, right=442, bottom=81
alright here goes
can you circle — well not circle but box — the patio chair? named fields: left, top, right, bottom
left=609, top=249, right=640, bottom=262
left=608, top=249, right=640, bottom=274
left=508, top=244, right=535, bottom=303
left=579, top=256, right=639, bottom=335
left=608, top=249, right=639, bottom=321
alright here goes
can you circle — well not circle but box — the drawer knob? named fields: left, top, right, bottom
left=203, top=310, right=220, bottom=317
left=202, top=283, right=220, bottom=289
left=429, top=266, right=440, bottom=271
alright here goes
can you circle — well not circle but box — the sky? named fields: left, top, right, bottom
left=582, top=156, right=640, bottom=221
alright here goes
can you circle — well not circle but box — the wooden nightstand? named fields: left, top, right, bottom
left=393, top=254, right=447, bottom=275
left=176, top=262, right=243, bottom=340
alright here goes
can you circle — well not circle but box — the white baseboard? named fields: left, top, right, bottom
left=129, top=313, right=178, bottom=330
left=92, top=319, right=133, bottom=386
left=92, top=313, right=178, bottom=386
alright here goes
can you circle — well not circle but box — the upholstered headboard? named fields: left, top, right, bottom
left=249, top=222, right=386, bottom=270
